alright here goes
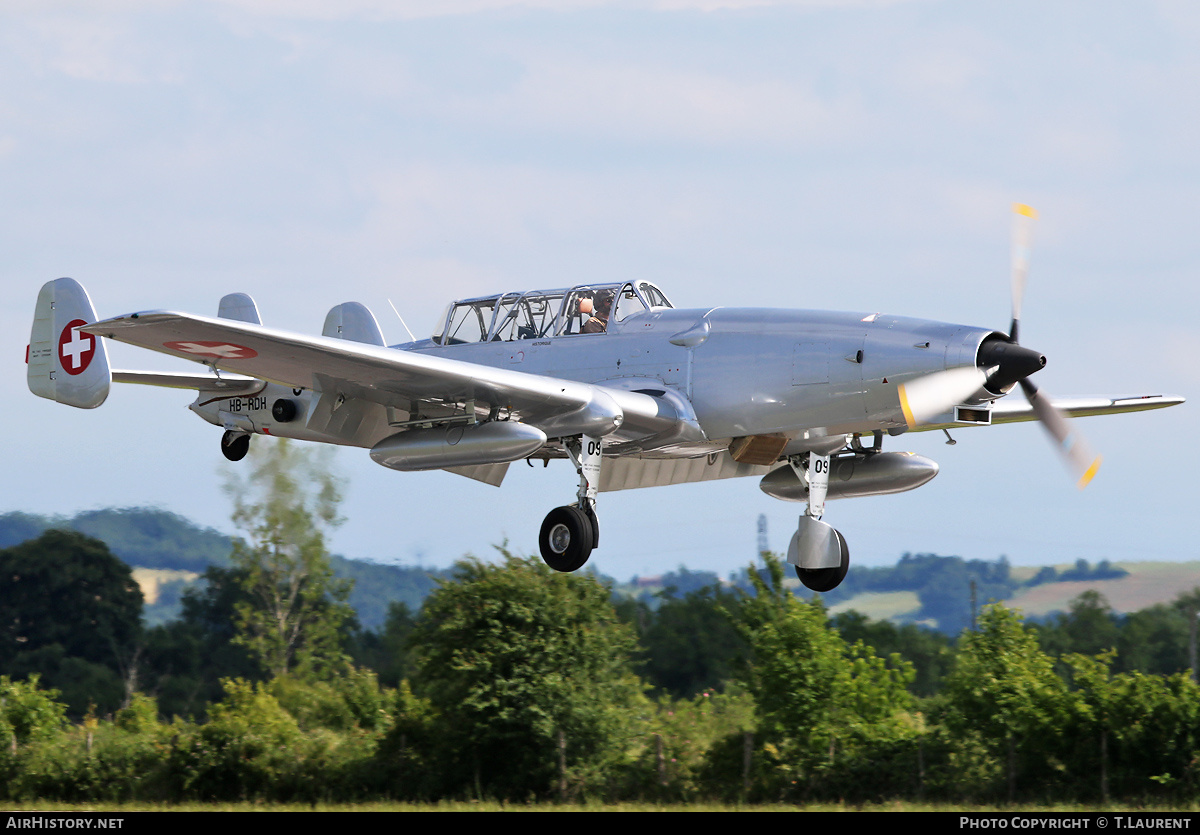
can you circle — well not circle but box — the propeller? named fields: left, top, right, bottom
left=897, top=203, right=1101, bottom=489
left=992, top=203, right=1102, bottom=489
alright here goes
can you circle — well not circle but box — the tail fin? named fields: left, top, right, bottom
left=218, top=292, right=262, bottom=324
left=322, top=302, right=386, bottom=346
left=27, top=278, right=111, bottom=409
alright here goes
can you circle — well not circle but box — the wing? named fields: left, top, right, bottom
left=83, top=311, right=678, bottom=441
left=912, top=394, right=1184, bottom=432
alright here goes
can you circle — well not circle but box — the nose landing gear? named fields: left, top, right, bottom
left=786, top=450, right=851, bottom=592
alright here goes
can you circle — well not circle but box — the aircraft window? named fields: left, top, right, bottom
left=487, top=293, right=523, bottom=341
left=638, top=282, right=672, bottom=309
left=492, top=299, right=538, bottom=341
left=441, top=300, right=495, bottom=344
left=555, top=285, right=620, bottom=336
left=613, top=284, right=648, bottom=323
left=431, top=303, right=454, bottom=343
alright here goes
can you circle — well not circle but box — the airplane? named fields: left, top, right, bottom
left=26, top=205, right=1184, bottom=591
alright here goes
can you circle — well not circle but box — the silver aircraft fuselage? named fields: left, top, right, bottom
left=407, top=306, right=998, bottom=454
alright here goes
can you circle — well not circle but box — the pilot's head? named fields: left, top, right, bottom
left=594, top=290, right=614, bottom=316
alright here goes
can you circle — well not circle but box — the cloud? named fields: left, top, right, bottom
left=452, top=59, right=863, bottom=148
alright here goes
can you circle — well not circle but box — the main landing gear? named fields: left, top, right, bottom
left=538, top=435, right=603, bottom=573
left=786, top=450, right=850, bottom=592
left=221, top=430, right=250, bottom=462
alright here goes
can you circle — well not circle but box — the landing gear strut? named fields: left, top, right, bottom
left=221, top=430, right=250, bottom=462
left=538, top=435, right=603, bottom=573
left=786, top=450, right=851, bottom=592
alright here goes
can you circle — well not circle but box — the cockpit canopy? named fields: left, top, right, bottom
left=432, top=281, right=673, bottom=345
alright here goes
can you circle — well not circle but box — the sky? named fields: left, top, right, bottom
left=2, top=0, right=1196, bottom=581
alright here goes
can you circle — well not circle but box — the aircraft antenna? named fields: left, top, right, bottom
left=757, top=513, right=769, bottom=556
left=387, top=298, right=418, bottom=343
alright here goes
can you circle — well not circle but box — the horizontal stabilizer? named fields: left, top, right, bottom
left=112, top=369, right=262, bottom=394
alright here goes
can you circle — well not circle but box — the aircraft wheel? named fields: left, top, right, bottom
left=221, top=431, right=250, bottom=462
left=795, top=529, right=849, bottom=592
left=539, top=506, right=594, bottom=572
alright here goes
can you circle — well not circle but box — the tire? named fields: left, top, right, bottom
left=795, top=529, right=849, bottom=592
left=538, top=506, right=594, bottom=572
left=221, top=431, right=250, bottom=462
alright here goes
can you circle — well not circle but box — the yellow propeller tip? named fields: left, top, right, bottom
left=1014, top=203, right=1038, bottom=219
left=1077, top=457, right=1102, bottom=489
left=897, top=383, right=917, bottom=429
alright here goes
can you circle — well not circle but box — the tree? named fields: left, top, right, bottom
left=224, top=439, right=353, bottom=679
left=408, top=551, right=644, bottom=800
left=632, top=585, right=749, bottom=699
left=142, top=565, right=262, bottom=719
left=941, top=604, right=1070, bottom=801
left=832, top=610, right=954, bottom=697
left=729, top=554, right=917, bottom=800
left=0, top=530, right=143, bottom=715
left=1032, top=590, right=1121, bottom=662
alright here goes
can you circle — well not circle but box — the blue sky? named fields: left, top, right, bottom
left=2, top=1, right=1195, bottom=579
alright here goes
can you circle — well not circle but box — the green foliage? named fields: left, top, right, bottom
left=408, top=550, right=645, bottom=800
left=1033, top=591, right=1122, bottom=663
left=625, top=585, right=749, bottom=699
left=224, top=439, right=354, bottom=679
left=940, top=604, right=1070, bottom=801
left=0, top=530, right=143, bottom=717
left=728, top=554, right=918, bottom=801
left=268, top=668, right=393, bottom=733
left=625, top=686, right=755, bottom=802
left=0, top=675, right=67, bottom=743
left=832, top=610, right=954, bottom=696
left=349, top=601, right=416, bottom=688
left=142, top=565, right=263, bottom=720
left=169, top=678, right=306, bottom=800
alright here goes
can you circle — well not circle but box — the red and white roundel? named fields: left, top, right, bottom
left=164, top=341, right=258, bottom=360
left=58, top=319, right=95, bottom=375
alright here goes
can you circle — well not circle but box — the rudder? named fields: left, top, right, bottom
left=28, top=277, right=111, bottom=408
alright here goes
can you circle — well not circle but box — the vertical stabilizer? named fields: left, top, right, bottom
left=217, top=292, right=261, bottom=324
left=322, top=302, right=386, bottom=346
left=28, top=278, right=111, bottom=408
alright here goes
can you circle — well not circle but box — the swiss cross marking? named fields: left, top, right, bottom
left=163, top=341, right=258, bottom=360
left=58, top=319, right=95, bottom=375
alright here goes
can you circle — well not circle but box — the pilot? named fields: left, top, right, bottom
left=582, top=290, right=613, bottom=334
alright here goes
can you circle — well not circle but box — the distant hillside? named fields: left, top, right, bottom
left=0, top=508, right=231, bottom=573
left=0, top=508, right=447, bottom=630
left=1005, top=562, right=1200, bottom=618
left=5, top=508, right=1196, bottom=635
left=624, top=553, right=1183, bottom=635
